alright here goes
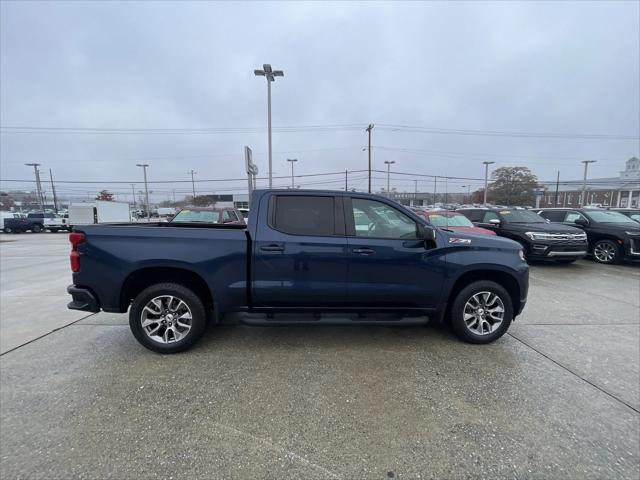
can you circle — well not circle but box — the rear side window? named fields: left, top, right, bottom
left=459, top=210, right=483, bottom=222
left=274, top=196, right=335, bottom=236
left=539, top=210, right=565, bottom=222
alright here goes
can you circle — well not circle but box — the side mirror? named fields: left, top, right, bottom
left=574, top=217, right=589, bottom=226
left=418, top=223, right=436, bottom=241
left=488, top=218, right=501, bottom=225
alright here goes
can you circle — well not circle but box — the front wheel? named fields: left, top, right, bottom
left=450, top=281, right=513, bottom=344
left=3, top=226, right=13, bottom=233
left=129, top=283, right=207, bottom=353
left=592, top=240, right=621, bottom=264
left=49, top=228, right=59, bottom=233
left=31, top=224, right=43, bottom=233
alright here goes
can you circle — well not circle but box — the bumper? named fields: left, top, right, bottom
left=67, top=285, right=100, bottom=313
left=528, top=242, right=588, bottom=260
left=625, top=238, right=640, bottom=257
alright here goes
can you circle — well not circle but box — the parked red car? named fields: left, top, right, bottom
left=413, top=209, right=496, bottom=235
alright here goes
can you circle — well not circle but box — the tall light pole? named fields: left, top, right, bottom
left=366, top=124, right=374, bottom=193
left=580, top=160, right=596, bottom=207
left=136, top=164, right=150, bottom=221
left=25, top=163, right=44, bottom=211
left=49, top=169, right=59, bottom=213
left=286, top=158, right=298, bottom=188
left=384, top=160, right=395, bottom=194
left=188, top=170, right=197, bottom=198
left=482, top=161, right=495, bottom=205
left=254, top=64, right=284, bottom=189
left=130, top=184, right=136, bottom=209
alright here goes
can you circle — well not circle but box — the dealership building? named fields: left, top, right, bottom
left=538, top=157, right=640, bottom=208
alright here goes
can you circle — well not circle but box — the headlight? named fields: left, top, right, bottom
left=518, top=250, right=525, bottom=261
left=625, top=231, right=640, bottom=236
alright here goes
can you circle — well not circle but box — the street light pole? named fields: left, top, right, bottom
left=49, top=169, right=59, bottom=213
left=130, top=184, right=136, bottom=209
left=254, top=64, right=284, bottom=189
left=188, top=170, right=197, bottom=198
left=136, top=164, right=150, bottom=221
left=482, top=161, right=495, bottom=205
left=286, top=158, right=297, bottom=188
left=384, top=160, right=395, bottom=194
left=366, top=124, right=374, bottom=193
left=580, top=160, right=596, bottom=207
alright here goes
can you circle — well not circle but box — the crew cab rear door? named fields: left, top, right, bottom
left=344, top=196, right=445, bottom=309
left=252, top=193, right=348, bottom=307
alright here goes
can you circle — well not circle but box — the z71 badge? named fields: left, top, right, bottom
left=449, top=237, right=472, bottom=244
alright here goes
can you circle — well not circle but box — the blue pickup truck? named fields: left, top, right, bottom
left=67, top=190, right=529, bottom=353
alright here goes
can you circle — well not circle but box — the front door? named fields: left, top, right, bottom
left=252, top=194, right=348, bottom=307
left=345, top=197, right=445, bottom=309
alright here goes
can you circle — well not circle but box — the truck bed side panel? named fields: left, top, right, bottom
left=72, top=225, right=247, bottom=313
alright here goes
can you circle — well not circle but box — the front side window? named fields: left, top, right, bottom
left=274, top=195, right=335, bottom=236
left=351, top=198, right=417, bottom=239
left=482, top=211, right=501, bottom=223
left=564, top=211, right=585, bottom=223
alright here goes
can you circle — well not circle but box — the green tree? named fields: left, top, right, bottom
left=488, top=166, right=538, bottom=206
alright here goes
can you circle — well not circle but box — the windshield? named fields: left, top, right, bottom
left=585, top=210, right=637, bottom=224
left=499, top=209, right=546, bottom=223
left=427, top=213, right=474, bottom=227
left=172, top=210, right=220, bottom=223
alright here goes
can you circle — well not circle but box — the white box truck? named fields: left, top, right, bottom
left=68, top=201, right=131, bottom=227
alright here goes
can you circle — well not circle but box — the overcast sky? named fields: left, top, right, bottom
left=1, top=0, right=639, bottom=200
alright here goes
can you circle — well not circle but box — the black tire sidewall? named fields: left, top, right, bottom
left=129, top=283, right=207, bottom=353
left=3, top=227, right=12, bottom=233
left=450, top=280, right=513, bottom=344
left=593, top=240, right=620, bottom=264
left=32, top=224, right=43, bottom=233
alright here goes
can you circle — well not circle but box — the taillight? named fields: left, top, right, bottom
left=69, top=232, right=85, bottom=272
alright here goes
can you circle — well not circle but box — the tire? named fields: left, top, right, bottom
left=49, top=228, right=59, bottom=233
left=129, top=282, right=207, bottom=353
left=450, top=280, right=513, bottom=344
left=592, top=240, right=621, bottom=264
left=3, top=226, right=13, bottom=233
left=31, top=224, right=43, bottom=233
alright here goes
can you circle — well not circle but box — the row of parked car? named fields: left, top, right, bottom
left=0, top=212, right=71, bottom=233
left=410, top=206, right=640, bottom=264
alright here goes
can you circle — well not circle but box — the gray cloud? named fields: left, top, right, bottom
left=1, top=1, right=638, bottom=200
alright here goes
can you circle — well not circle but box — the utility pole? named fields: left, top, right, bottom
left=580, top=160, right=596, bottom=207
left=554, top=171, right=560, bottom=207
left=49, top=169, right=59, bottom=213
left=414, top=180, right=418, bottom=205
left=136, top=164, right=150, bottom=221
left=345, top=170, right=348, bottom=191
left=433, top=176, right=437, bottom=205
left=287, top=158, right=298, bottom=188
left=172, top=190, right=176, bottom=203
left=366, top=124, right=374, bottom=193
left=482, top=161, right=495, bottom=206
left=130, top=184, right=136, bottom=208
left=254, top=64, right=284, bottom=188
left=384, top=160, right=395, bottom=194
left=188, top=170, right=197, bottom=199
left=25, top=163, right=44, bottom=211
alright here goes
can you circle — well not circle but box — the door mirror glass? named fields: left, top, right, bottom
left=418, top=224, right=436, bottom=241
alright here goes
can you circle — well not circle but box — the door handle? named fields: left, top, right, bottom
left=353, top=247, right=375, bottom=255
left=260, top=244, right=284, bottom=252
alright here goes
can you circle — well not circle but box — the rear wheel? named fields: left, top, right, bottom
left=450, top=280, right=513, bottom=344
left=3, top=226, right=13, bottom=233
left=31, top=224, right=43, bottom=233
left=129, top=282, right=207, bottom=353
left=592, top=240, right=620, bottom=264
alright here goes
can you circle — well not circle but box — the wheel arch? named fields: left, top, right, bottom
left=120, top=266, right=213, bottom=314
left=444, top=269, right=521, bottom=323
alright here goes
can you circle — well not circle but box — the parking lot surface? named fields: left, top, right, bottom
left=1, top=233, right=639, bottom=479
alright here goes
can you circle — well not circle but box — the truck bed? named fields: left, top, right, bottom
left=72, top=223, right=248, bottom=313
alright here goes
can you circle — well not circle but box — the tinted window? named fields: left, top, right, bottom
left=350, top=198, right=417, bottom=239
left=538, top=210, right=565, bottom=222
left=497, top=209, right=546, bottom=223
left=274, top=196, right=335, bottom=236
left=584, top=210, right=637, bottom=224
left=459, top=210, right=483, bottom=222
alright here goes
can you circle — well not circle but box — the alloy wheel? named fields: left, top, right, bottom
left=463, top=291, right=505, bottom=336
left=140, top=295, right=193, bottom=344
left=593, top=242, right=616, bottom=263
